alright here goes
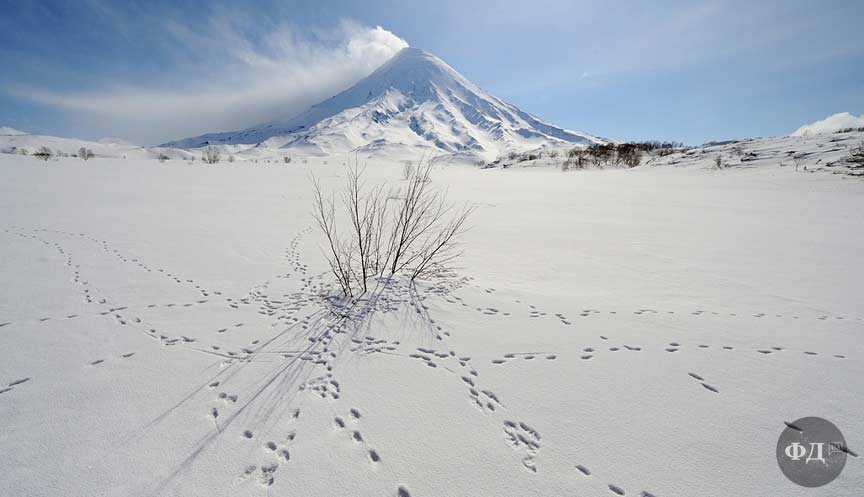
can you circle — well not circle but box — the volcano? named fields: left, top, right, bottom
left=162, top=47, right=604, bottom=159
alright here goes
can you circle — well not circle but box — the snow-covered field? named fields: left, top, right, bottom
left=1, top=149, right=862, bottom=497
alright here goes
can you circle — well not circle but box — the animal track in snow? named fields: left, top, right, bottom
left=608, top=484, right=626, bottom=495
left=333, top=408, right=382, bottom=465
left=300, top=375, right=341, bottom=400
left=686, top=371, right=719, bottom=394
left=351, top=337, right=400, bottom=354
left=503, top=420, right=541, bottom=472
left=490, top=352, right=557, bottom=365
left=574, top=462, right=656, bottom=497
left=258, top=463, right=278, bottom=486
left=217, top=392, right=238, bottom=403
left=701, top=383, right=719, bottom=393
left=1, top=377, right=31, bottom=395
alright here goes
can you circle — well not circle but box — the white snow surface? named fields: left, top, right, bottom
left=163, top=48, right=604, bottom=161
left=1, top=138, right=863, bottom=497
left=792, top=112, right=864, bottom=136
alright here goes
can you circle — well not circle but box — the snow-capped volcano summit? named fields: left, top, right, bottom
left=163, top=47, right=603, bottom=159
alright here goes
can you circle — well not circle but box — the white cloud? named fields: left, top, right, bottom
left=0, top=126, right=27, bottom=136
left=10, top=22, right=408, bottom=145
left=791, top=112, right=864, bottom=137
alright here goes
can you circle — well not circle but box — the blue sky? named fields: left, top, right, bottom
left=1, top=0, right=862, bottom=145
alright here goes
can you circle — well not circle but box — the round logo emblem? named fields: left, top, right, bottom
left=776, top=417, right=848, bottom=487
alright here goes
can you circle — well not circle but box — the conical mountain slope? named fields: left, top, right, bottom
left=163, top=47, right=603, bottom=159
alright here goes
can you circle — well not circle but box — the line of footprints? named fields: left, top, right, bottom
left=575, top=462, right=658, bottom=497
left=235, top=408, right=301, bottom=487
left=0, top=377, right=30, bottom=396
left=334, top=408, right=382, bottom=465
left=453, top=289, right=863, bottom=324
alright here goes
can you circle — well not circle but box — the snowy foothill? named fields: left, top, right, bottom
left=1, top=129, right=863, bottom=496
left=487, top=127, right=864, bottom=179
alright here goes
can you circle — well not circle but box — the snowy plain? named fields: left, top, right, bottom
left=1, top=144, right=863, bottom=497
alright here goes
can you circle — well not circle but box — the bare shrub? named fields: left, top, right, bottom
left=312, top=160, right=473, bottom=297
left=616, top=143, right=642, bottom=168
left=565, top=147, right=587, bottom=169
left=634, top=140, right=684, bottom=152
left=847, top=141, right=864, bottom=168
left=202, top=146, right=221, bottom=164
left=792, top=154, right=806, bottom=172
left=581, top=143, right=648, bottom=168
left=157, top=153, right=170, bottom=163
left=311, top=178, right=355, bottom=296
left=386, top=163, right=472, bottom=281
left=402, top=160, right=414, bottom=180
left=588, top=144, right=615, bottom=167
left=3, top=146, right=29, bottom=155
left=78, top=147, right=94, bottom=160
left=33, top=146, right=52, bottom=161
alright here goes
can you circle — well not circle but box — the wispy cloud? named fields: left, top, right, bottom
left=9, top=19, right=407, bottom=145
